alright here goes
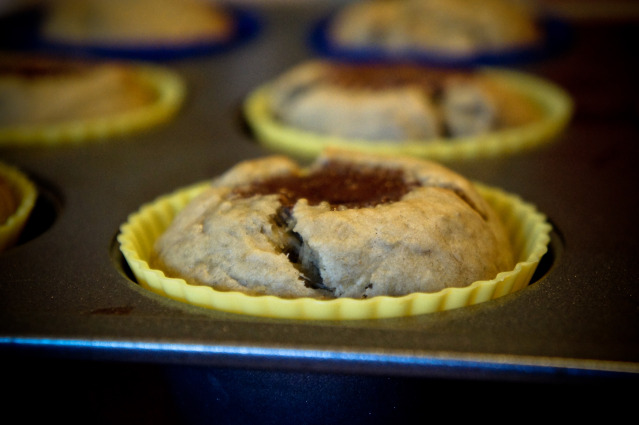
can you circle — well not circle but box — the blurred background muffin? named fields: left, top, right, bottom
left=40, top=0, right=234, bottom=48
left=243, top=59, right=572, bottom=160
left=327, top=0, right=542, bottom=58
left=0, top=53, right=185, bottom=144
left=264, top=60, right=543, bottom=142
left=0, top=55, right=154, bottom=126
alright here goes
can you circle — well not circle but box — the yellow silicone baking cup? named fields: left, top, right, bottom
left=118, top=180, right=551, bottom=320
left=0, top=64, right=185, bottom=146
left=244, top=68, right=573, bottom=161
left=0, top=162, right=37, bottom=252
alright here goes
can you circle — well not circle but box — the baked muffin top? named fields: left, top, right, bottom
left=152, top=150, right=514, bottom=299
left=266, top=60, right=541, bottom=141
left=328, top=0, right=541, bottom=56
left=41, top=0, right=234, bottom=47
left=0, top=55, right=156, bottom=127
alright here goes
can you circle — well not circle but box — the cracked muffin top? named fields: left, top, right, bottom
left=265, top=60, right=542, bottom=142
left=151, top=150, right=514, bottom=299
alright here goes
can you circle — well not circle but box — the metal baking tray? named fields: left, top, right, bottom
left=1, top=2, right=637, bottom=421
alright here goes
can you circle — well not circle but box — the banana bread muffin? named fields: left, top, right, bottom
left=264, top=60, right=541, bottom=142
left=152, top=150, right=514, bottom=299
left=328, top=0, right=541, bottom=57
left=0, top=55, right=156, bottom=127
left=41, top=0, right=234, bottom=47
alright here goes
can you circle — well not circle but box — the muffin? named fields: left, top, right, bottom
left=119, top=150, right=552, bottom=319
left=153, top=149, right=514, bottom=298
left=41, top=0, right=234, bottom=48
left=244, top=60, right=573, bottom=160
left=266, top=60, right=540, bottom=141
left=0, top=54, right=185, bottom=145
left=326, top=0, right=541, bottom=59
left=0, top=162, right=37, bottom=252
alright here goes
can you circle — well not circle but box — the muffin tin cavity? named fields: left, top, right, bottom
left=110, top=232, right=137, bottom=284
left=13, top=178, right=62, bottom=248
left=528, top=225, right=562, bottom=285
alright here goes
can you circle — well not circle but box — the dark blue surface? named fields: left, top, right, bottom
left=5, top=354, right=632, bottom=425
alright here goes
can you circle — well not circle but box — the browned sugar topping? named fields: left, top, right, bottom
left=234, top=161, right=419, bottom=210
left=322, top=63, right=473, bottom=93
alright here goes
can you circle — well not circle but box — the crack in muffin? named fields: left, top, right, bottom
left=151, top=150, right=514, bottom=299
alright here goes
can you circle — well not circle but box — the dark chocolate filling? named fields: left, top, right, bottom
left=233, top=160, right=419, bottom=210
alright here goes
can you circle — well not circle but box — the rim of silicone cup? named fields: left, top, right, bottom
left=243, top=67, right=573, bottom=162
left=0, top=64, right=186, bottom=146
left=0, top=162, right=37, bottom=252
left=118, top=180, right=552, bottom=321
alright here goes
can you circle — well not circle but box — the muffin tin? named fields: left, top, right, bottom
left=1, top=1, right=637, bottom=419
